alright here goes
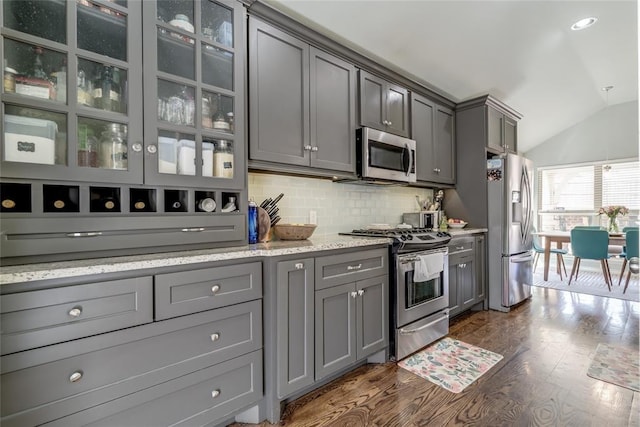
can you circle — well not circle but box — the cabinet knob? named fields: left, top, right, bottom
left=311, top=146, right=318, bottom=152
left=350, top=291, right=358, bottom=298
left=146, top=144, right=157, bottom=154
left=68, top=306, right=83, bottom=317
left=357, top=289, right=365, bottom=296
left=69, top=371, right=83, bottom=383
left=294, top=263, right=304, bottom=269
left=433, top=168, right=440, bottom=173
left=304, top=145, right=312, bottom=151
left=211, top=284, right=221, bottom=294
left=347, top=263, right=362, bottom=271
left=387, top=121, right=392, bottom=126
left=210, top=332, right=220, bottom=342
left=382, top=120, right=388, bottom=125
left=211, top=389, right=221, bottom=399
left=131, top=142, right=143, bottom=152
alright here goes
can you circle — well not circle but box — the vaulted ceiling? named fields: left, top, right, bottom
left=265, top=0, right=638, bottom=152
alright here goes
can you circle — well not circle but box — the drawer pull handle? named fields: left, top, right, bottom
left=68, top=306, right=83, bottom=317
left=357, top=289, right=365, bottom=296
left=69, top=371, right=83, bottom=382
left=456, top=246, right=464, bottom=250
left=181, top=227, right=206, bottom=232
left=351, top=291, right=358, bottom=298
left=211, top=285, right=221, bottom=294
left=66, top=232, right=103, bottom=238
left=347, top=264, right=362, bottom=271
left=210, top=332, right=220, bottom=342
left=211, top=389, right=221, bottom=399
left=295, top=263, right=304, bottom=269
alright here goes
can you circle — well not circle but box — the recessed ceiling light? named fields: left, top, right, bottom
left=571, top=17, right=598, bottom=30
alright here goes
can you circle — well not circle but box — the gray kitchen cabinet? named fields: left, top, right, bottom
left=485, top=99, right=519, bottom=154
left=0, top=259, right=263, bottom=427
left=0, top=0, right=247, bottom=263
left=359, top=70, right=410, bottom=138
left=411, top=93, right=455, bottom=184
left=315, top=274, right=388, bottom=380
left=248, top=17, right=356, bottom=174
left=447, top=236, right=486, bottom=317
left=276, top=257, right=315, bottom=399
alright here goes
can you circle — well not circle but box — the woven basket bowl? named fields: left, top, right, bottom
left=273, top=224, right=317, bottom=240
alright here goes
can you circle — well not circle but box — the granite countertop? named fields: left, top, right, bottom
left=0, top=235, right=391, bottom=285
left=447, top=227, right=488, bottom=237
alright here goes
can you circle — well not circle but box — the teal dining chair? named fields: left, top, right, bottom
left=532, top=226, right=567, bottom=279
left=620, top=228, right=639, bottom=293
left=568, top=228, right=612, bottom=290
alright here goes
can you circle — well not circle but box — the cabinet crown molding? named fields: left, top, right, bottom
left=456, top=94, right=523, bottom=120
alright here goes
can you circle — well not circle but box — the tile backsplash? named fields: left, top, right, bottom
left=249, top=172, right=434, bottom=236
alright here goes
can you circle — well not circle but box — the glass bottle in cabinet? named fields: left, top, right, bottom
left=99, top=123, right=128, bottom=170
left=77, top=123, right=98, bottom=168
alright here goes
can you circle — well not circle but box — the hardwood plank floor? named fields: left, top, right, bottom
left=231, top=287, right=639, bottom=426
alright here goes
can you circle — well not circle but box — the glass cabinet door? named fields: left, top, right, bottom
left=1, top=0, right=143, bottom=184
left=143, top=0, right=244, bottom=188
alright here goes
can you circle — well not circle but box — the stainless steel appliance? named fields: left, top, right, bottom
left=340, top=227, right=451, bottom=360
left=402, top=211, right=442, bottom=230
left=355, top=127, right=416, bottom=184
left=487, top=153, right=534, bottom=312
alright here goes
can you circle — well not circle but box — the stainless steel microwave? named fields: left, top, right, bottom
left=356, top=127, right=416, bottom=184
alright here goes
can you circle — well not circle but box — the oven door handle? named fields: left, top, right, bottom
left=399, top=311, right=448, bottom=335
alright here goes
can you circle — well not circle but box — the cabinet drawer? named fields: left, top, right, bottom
left=315, top=248, right=387, bottom=290
left=49, top=350, right=263, bottom=427
left=1, top=300, right=261, bottom=427
left=448, top=238, right=474, bottom=255
left=155, top=261, right=262, bottom=319
left=0, top=277, right=153, bottom=355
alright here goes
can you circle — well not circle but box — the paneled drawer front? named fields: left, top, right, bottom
left=155, top=261, right=262, bottom=320
left=448, top=238, right=474, bottom=255
left=0, top=277, right=153, bottom=355
left=315, top=248, right=387, bottom=290
left=49, top=350, right=263, bottom=427
left=1, top=300, right=262, bottom=427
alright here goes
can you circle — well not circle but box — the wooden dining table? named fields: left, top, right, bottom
left=534, top=230, right=626, bottom=281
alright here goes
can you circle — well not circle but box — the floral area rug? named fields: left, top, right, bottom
left=587, top=343, right=640, bottom=392
left=397, top=337, right=503, bottom=393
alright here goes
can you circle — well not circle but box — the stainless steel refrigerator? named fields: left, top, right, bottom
left=487, top=153, right=534, bottom=312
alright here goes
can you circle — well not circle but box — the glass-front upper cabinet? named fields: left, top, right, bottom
left=143, top=0, right=244, bottom=188
left=1, top=0, right=144, bottom=184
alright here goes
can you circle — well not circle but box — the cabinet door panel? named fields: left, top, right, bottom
left=315, top=283, right=356, bottom=379
left=411, top=94, right=436, bottom=182
left=385, top=84, right=410, bottom=137
left=359, top=71, right=385, bottom=130
left=448, top=261, right=460, bottom=316
left=459, top=257, right=476, bottom=309
left=277, top=258, right=315, bottom=399
left=356, top=276, right=387, bottom=360
left=504, top=116, right=517, bottom=153
left=435, top=106, right=455, bottom=184
left=310, top=48, right=356, bottom=173
left=249, top=18, right=309, bottom=165
left=487, top=107, right=503, bottom=151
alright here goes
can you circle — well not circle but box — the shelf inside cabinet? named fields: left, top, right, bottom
left=77, top=2, right=127, bottom=62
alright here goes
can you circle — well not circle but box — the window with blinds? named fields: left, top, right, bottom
left=537, top=160, right=639, bottom=230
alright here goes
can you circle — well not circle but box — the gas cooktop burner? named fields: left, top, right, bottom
left=340, top=227, right=452, bottom=246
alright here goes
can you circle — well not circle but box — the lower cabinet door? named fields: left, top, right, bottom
left=315, top=282, right=356, bottom=380
left=47, top=350, right=263, bottom=427
left=356, top=275, right=388, bottom=360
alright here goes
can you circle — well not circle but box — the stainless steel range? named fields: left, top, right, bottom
left=340, top=227, right=451, bottom=360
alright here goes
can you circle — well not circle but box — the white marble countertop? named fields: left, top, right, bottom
left=0, top=235, right=391, bottom=285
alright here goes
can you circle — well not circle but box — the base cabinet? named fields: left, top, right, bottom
left=447, top=235, right=486, bottom=317
left=273, top=247, right=388, bottom=404
left=315, top=275, right=387, bottom=380
left=0, top=260, right=263, bottom=427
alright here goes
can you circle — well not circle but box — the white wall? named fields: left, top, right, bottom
left=248, top=172, right=433, bottom=236
left=525, top=101, right=638, bottom=167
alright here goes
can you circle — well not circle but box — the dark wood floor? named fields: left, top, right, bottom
left=232, top=287, right=639, bottom=426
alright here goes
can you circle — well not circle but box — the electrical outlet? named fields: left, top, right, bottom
left=309, top=210, right=317, bottom=225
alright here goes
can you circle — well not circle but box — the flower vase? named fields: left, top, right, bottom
left=608, top=216, right=619, bottom=233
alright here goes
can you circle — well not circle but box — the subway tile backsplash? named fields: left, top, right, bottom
left=249, top=172, right=434, bottom=235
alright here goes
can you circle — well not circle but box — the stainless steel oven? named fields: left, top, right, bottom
left=394, top=247, right=449, bottom=360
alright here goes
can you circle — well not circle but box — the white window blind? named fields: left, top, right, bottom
left=539, top=165, right=594, bottom=210
left=602, top=162, right=640, bottom=209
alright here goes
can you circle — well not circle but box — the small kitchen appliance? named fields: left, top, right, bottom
left=402, top=211, right=441, bottom=230
left=340, top=227, right=451, bottom=360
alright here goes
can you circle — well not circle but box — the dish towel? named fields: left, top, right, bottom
left=413, top=252, right=444, bottom=282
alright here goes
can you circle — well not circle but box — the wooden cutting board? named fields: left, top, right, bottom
left=258, top=207, right=271, bottom=242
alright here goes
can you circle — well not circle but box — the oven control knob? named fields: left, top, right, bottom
left=400, top=234, right=407, bottom=241
left=406, top=235, right=413, bottom=240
